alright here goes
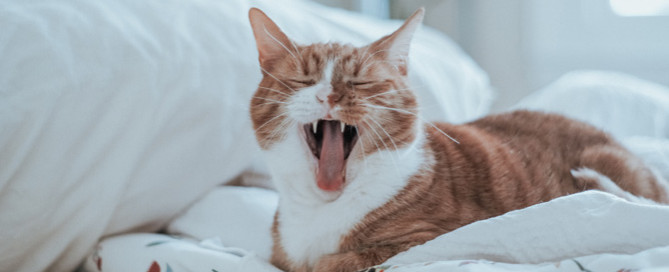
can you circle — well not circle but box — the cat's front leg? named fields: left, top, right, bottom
left=313, top=229, right=438, bottom=272
left=312, top=251, right=371, bottom=272
left=313, top=245, right=407, bottom=272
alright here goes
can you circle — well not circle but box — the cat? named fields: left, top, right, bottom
left=247, top=7, right=669, bottom=272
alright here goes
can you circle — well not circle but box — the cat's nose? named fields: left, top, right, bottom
left=327, top=93, right=343, bottom=103
left=316, top=85, right=343, bottom=106
left=315, top=86, right=330, bottom=103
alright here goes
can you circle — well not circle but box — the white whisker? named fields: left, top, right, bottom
left=361, top=119, right=386, bottom=154
left=355, top=128, right=369, bottom=170
left=360, top=49, right=393, bottom=72
left=361, top=49, right=391, bottom=67
left=260, top=67, right=298, bottom=93
left=289, top=40, right=304, bottom=63
left=362, top=119, right=402, bottom=178
left=360, top=85, right=428, bottom=101
left=263, top=26, right=299, bottom=62
left=267, top=118, right=293, bottom=143
left=362, top=89, right=397, bottom=100
left=257, top=86, right=290, bottom=97
left=252, top=101, right=285, bottom=108
left=253, top=96, right=287, bottom=105
left=362, top=119, right=401, bottom=164
left=367, top=117, right=400, bottom=152
left=256, top=112, right=289, bottom=131
left=363, top=103, right=460, bottom=144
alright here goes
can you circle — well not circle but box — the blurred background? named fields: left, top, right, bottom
left=313, top=0, right=669, bottom=111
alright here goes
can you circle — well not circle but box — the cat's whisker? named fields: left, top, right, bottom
left=360, top=120, right=385, bottom=156
left=362, top=119, right=401, bottom=169
left=258, top=86, right=290, bottom=97
left=289, top=40, right=305, bottom=63
left=252, top=101, right=285, bottom=108
left=263, top=26, right=300, bottom=63
left=361, top=89, right=397, bottom=101
left=363, top=103, right=460, bottom=145
left=362, top=119, right=404, bottom=178
left=373, top=59, right=401, bottom=72
left=361, top=49, right=391, bottom=68
left=267, top=118, right=294, bottom=143
left=367, top=117, right=400, bottom=153
left=255, top=111, right=289, bottom=132
left=354, top=128, right=369, bottom=171
left=360, top=49, right=393, bottom=72
left=375, top=114, right=422, bottom=158
left=260, top=67, right=298, bottom=93
left=253, top=96, right=288, bottom=105
left=360, top=85, right=428, bottom=102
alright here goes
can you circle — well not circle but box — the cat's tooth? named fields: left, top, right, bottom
left=340, top=121, right=345, bottom=133
left=312, top=121, right=318, bottom=134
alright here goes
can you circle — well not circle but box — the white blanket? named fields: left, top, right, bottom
left=381, top=191, right=669, bottom=271
left=83, top=189, right=669, bottom=272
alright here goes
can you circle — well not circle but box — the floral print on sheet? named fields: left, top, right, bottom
left=82, top=233, right=231, bottom=272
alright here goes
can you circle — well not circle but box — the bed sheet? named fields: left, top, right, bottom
left=83, top=190, right=669, bottom=272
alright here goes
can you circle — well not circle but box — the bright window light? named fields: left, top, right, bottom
left=610, top=0, right=669, bottom=16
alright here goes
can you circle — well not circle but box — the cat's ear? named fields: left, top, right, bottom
left=248, top=8, right=296, bottom=67
left=367, top=8, right=425, bottom=75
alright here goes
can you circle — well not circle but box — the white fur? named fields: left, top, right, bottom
left=262, top=59, right=428, bottom=266
left=265, top=125, right=426, bottom=266
left=286, top=61, right=334, bottom=124
left=571, top=168, right=658, bottom=204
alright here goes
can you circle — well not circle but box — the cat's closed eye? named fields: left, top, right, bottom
left=346, top=80, right=375, bottom=88
left=289, top=79, right=316, bottom=86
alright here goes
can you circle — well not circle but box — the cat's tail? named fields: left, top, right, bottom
left=572, top=145, right=669, bottom=204
left=571, top=168, right=664, bottom=205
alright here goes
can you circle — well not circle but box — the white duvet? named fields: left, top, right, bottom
left=83, top=190, right=669, bottom=272
left=83, top=71, right=669, bottom=272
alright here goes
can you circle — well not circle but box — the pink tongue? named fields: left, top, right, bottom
left=317, top=121, right=346, bottom=191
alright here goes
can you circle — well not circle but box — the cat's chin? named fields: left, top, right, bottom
left=311, top=185, right=344, bottom=202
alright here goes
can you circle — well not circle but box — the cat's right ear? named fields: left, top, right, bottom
left=248, top=8, right=296, bottom=67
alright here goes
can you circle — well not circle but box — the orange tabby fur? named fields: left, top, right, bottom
left=248, top=8, right=669, bottom=272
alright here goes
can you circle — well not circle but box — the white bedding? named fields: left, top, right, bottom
left=83, top=71, right=669, bottom=271
left=83, top=191, right=669, bottom=272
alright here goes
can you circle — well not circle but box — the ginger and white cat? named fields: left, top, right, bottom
left=247, top=7, right=669, bottom=272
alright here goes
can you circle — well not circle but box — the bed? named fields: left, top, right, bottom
left=1, top=0, right=668, bottom=271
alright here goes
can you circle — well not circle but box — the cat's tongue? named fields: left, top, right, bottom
left=317, top=121, right=346, bottom=191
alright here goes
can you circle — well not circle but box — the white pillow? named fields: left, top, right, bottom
left=0, top=0, right=492, bottom=271
left=512, top=70, right=669, bottom=139
left=167, top=186, right=278, bottom=261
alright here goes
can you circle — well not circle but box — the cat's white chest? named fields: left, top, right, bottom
left=272, top=135, right=427, bottom=267
left=277, top=198, right=362, bottom=266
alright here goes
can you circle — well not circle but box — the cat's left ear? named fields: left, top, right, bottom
left=367, top=8, right=425, bottom=75
left=248, top=8, right=296, bottom=67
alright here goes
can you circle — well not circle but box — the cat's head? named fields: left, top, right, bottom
left=249, top=8, right=425, bottom=200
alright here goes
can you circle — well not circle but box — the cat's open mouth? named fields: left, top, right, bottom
left=303, top=120, right=358, bottom=192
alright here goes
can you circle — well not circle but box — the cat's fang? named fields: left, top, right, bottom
left=312, top=121, right=318, bottom=134
left=340, top=121, right=345, bottom=133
